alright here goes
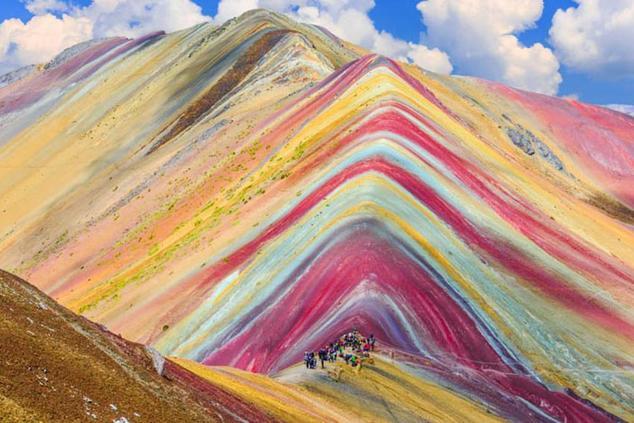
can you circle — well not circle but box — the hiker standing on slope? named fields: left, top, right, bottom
left=304, top=351, right=311, bottom=369
left=318, top=347, right=328, bottom=369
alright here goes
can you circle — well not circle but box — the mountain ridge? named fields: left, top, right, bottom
left=1, top=8, right=633, bottom=422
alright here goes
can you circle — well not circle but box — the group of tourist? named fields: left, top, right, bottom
left=304, top=330, right=376, bottom=370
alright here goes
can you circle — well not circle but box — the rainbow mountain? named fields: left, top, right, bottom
left=1, top=9, right=633, bottom=422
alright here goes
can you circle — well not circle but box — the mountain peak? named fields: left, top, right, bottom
left=1, top=8, right=633, bottom=422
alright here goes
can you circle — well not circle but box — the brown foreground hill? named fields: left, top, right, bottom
left=0, top=269, right=277, bottom=423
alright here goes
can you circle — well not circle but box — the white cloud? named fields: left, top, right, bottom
left=550, top=0, right=634, bottom=79
left=213, top=0, right=453, bottom=74
left=24, top=0, right=70, bottom=15
left=604, top=104, right=634, bottom=116
left=3, top=0, right=579, bottom=96
left=78, top=0, right=210, bottom=38
left=0, top=14, right=92, bottom=74
left=215, top=0, right=260, bottom=23
left=0, top=0, right=209, bottom=74
left=416, top=0, right=562, bottom=95
left=406, top=43, right=453, bottom=75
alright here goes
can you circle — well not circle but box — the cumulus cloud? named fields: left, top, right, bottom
left=213, top=0, right=453, bottom=74
left=4, top=0, right=590, bottom=97
left=2, top=0, right=453, bottom=76
left=215, top=0, right=260, bottom=23
left=416, top=0, right=562, bottom=95
left=23, top=0, right=70, bottom=15
left=0, top=13, right=91, bottom=74
left=550, top=0, right=634, bottom=79
left=0, top=0, right=209, bottom=75
left=604, top=104, right=634, bottom=117
left=77, top=0, right=210, bottom=39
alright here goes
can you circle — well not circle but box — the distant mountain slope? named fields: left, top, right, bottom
left=0, top=269, right=276, bottom=422
left=1, top=8, right=633, bottom=422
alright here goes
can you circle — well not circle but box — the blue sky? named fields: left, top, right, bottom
left=366, top=0, right=633, bottom=104
left=1, top=0, right=632, bottom=105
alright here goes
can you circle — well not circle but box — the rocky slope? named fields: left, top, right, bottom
left=1, top=8, right=633, bottom=422
left=0, top=269, right=276, bottom=422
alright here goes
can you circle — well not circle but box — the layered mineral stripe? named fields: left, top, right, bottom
left=144, top=56, right=632, bottom=421
left=1, top=10, right=633, bottom=422
left=174, top=356, right=506, bottom=423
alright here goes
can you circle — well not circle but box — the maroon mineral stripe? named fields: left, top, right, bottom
left=163, top=359, right=278, bottom=422
left=152, top=155, right=634, bottom=344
